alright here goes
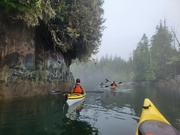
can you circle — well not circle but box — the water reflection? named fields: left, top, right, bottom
left=0, top=95, right=96, bottom=135
left=0, top=86, right=180, bottom=135
left=81, top=89, right=138, bottom=135
left=65, top=99, right=84, bottom=119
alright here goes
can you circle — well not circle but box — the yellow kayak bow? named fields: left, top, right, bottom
left=135, top=98, right=179, bottom=135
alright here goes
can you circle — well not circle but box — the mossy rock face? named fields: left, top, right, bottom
left=0, top=80, right=74, bottom=99
left=23, top=54, right=35, bottom=70
left=0, top=60, right=4, bottom=68
left=0, top=94, right=5, bottom=100
left=5, top=52, right=20, bottom=68
left=0, top=0, right=105, bottom=99
left=0, top=12, right=74, bottom=99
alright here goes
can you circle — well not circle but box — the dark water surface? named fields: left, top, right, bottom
left=0, top=86, right=180, bottom=135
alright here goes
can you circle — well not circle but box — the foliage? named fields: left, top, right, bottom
left=49, top=0, right=105, bottom=63
left=2, top=1, right=179, bottom=82
left=1, top=0, right=105, bottom=65
left=150, top=20, right=174, bottom=80
left=131, top=20, right=180, bottom=81
left=71, top=20, right=180, bottom=83
left=0, top=0, right=56, bottom=26
left=0, top=0, right=37, bottom=13
left=132, top=34, right=151, bottom=81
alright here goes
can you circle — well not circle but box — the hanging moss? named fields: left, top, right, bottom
left=0, top=0, right=36, bottom=13
left=0, top=0, right=55, bottom=26
left=1, top=0, right=105, bottom=65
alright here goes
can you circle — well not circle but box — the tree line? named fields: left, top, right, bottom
left=71, top=20, right=180, bottom=83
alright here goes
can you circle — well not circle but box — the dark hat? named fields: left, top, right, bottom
left=76, top=78, right=80, bottom=83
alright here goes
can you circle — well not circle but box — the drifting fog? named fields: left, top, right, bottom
left=95, top=0, right=180, bottom=60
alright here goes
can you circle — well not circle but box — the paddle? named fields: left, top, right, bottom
left=64, top=93, right=68, bottom=102
left=105, top=79, right=109, bottom=82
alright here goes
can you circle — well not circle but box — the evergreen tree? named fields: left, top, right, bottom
left=150, top=20, right=173, bottom=79
left=132, top=34, right=150, bottom=81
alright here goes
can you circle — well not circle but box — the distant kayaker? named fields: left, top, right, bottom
left=100, top=82, right=105, bottom=87
left=73, top=78, right=84, bottom=94
left=110, top=81, right=117, bottom=87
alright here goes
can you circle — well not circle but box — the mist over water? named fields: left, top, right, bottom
left=70, top=66, right=107, bottom=90
left=70, top=64, right=123, bottom=91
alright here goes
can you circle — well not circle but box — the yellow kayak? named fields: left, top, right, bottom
left=135, top=98, right=179, bottom=135
left=110, top=85, right=117, bottom=89
left=65, top=93, right=86, bottom=106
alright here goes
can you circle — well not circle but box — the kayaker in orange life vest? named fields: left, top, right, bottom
left=110, top=81, right=117, bottom=87
left=73, top=78, right=84, bottom=94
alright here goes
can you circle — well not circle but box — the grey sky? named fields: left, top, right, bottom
left=95, top=0, right=180, bottom=60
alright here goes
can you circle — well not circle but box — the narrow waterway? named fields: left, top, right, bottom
left=0, top=85, right=180, bottom=135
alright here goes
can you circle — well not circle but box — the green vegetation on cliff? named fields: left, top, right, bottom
left=1, top=0, right=105, bottom=64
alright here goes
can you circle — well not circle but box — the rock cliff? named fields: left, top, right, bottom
left=0, top=14, right=74, bottom=99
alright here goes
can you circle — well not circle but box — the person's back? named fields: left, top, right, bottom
left=73, top=78, right=84, bottom=94
left=111, top=81, right=117, bottom=87
left=100, top=82, right=104, bottom=87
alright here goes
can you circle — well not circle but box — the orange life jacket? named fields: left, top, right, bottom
left=111, top=83, right=117, bottom=87
left=73, top=84, right=83, bottom=93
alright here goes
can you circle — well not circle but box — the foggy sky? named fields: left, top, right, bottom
left=95, top=0, right=180, bottom=60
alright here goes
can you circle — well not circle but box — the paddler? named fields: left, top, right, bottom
left=110, top=81, right=117, bottom=87
left=73, top=78, right=84, bottom=94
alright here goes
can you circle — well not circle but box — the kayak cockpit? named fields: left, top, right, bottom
left=138, top=120, right=180, bottom=135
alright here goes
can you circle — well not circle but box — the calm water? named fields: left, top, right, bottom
left=0, top=85, right=180, bottom=135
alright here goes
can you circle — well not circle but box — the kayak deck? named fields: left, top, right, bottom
left=66, top=93, right=86, bottom=106
left=67, top=93, right=86, bottom=99
left=135, top=98, right=179, bottom=135
left=138, top=120, right=179, bottom=135
left=138, top=98, right=170, bottom=125
left=110, top=86, right=117, bottom=89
